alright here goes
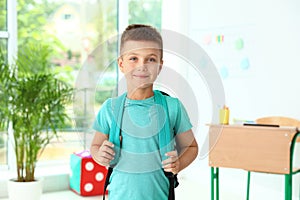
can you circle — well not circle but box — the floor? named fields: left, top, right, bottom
left=0, top=177, right=212, bottom=200
left=1, top=162, right=300, bottom=200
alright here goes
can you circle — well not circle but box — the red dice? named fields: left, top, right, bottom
left=70, top=150, right=108, bottom=196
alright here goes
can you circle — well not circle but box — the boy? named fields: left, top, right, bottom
left=90, top=24, right=198, bottom=200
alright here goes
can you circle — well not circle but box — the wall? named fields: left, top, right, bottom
left=162, top=0, right=300, bottom=199
left=187, top=0, right=300, bottom=120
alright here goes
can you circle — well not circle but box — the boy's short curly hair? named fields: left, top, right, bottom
left=120, top=24, right=163, bottom=59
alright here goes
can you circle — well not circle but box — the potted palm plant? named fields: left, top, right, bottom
left=0, top=44, right=73, bottom=200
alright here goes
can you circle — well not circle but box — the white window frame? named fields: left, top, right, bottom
left=6, top=0, right=17, bottom=65
left=7, top=1, right=18, bottom=171
left=0, top=0, right=17, bottom=171
left=0, top=31, right=9, bottom=38
left=0, top=1, right=18, bottom=197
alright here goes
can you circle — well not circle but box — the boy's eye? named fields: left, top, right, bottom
left=148, top=57, right=157, bottom=62
left=129, top=57, right=137, bottom=61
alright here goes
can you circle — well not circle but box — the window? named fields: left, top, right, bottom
left=0, top=131, right=6, bottom=166
left=128, top=0, right=162, bottom=29
left=0, top=0, right=8, bottom=167
left=16, top=0, right=119, bottom=162
left=1, top=0, right=162, bottom=168
left=0, top=0, right=7, bottom=31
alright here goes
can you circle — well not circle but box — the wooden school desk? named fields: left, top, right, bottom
left=208, top=124, right=300, bottom=200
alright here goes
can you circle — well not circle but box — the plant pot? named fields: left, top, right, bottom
left=7, top=178, right=43, bottom=200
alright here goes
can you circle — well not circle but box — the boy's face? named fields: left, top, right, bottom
left=118, top=40, right=163, bottom=90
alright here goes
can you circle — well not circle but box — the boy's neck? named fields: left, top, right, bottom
left=127, top=87, right=154, bottom=100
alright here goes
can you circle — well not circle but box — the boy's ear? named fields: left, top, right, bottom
left=118, top=57, right=124, bottom=73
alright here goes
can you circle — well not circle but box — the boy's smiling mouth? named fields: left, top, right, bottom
left=133, top=74, right=150, bottom=78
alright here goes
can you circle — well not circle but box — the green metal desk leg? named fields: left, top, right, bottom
left=246, top=171, right=251, bottom=200
left=216, top=168, right=219, bottom=200
left=211, top=167, right=219, bottom=200
left=211, top=167, right=214, bottom=200
left=285, top=174, right=292, bottom=200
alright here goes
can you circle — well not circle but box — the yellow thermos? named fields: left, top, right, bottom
left=219, top=105, right=230, bottom=125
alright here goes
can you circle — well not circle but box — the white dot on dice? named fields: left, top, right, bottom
left=84, top=183, right=93, bottom=192
left=85, top=162, right=94, bottom=171
left=95, top=172, right=104, bottom=181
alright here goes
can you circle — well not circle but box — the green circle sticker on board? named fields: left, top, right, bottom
left=235, top=38, right=244, bottom=50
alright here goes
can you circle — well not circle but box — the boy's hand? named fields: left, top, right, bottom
left=162, top=150, right=180, bottom=175
left=97, top=140, right=115, bottom=166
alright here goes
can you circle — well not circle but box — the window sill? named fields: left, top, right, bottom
left=0, top=162, right=71, bottom=198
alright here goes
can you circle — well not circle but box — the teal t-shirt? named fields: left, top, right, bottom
left=92, top=94, right=192, bottom=200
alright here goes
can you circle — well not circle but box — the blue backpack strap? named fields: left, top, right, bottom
left=153, top=90, right=173, bottom=161
left=109, top=92, right=127, bottom=167
left=154, top=90, right=178, bottom=200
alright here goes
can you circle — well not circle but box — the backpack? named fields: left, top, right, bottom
left=102, top=90, right=179, bottom=200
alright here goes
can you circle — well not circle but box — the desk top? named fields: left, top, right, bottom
left=208, top=124, right=299, bottom=174
left=208, top=123, right=298, bottom=131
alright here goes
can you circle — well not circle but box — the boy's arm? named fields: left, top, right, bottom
left=176, top=130, right=198, bottom=172
left=90, top=131, right=115, bottom=166
left=162, top=130, right=198, bottom=174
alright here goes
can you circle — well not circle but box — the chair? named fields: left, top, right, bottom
left=256, top=116, right=300, bottom=128
left=246, top=116, right=300, bottom=200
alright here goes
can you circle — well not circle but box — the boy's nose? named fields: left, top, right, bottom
left=137, top=64, right=147, bottom=71
left=137, top=59, right=148, bottom=71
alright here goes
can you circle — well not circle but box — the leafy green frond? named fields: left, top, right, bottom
left=0, top=43, right=73, bottom=182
